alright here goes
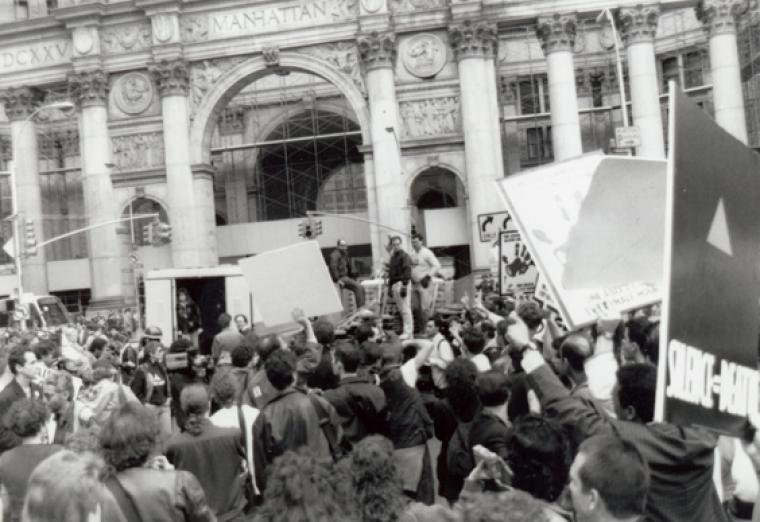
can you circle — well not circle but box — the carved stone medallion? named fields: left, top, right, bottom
left=361, top=0, right=383, bottom=13
left=403, top=33, right=447, bottom=79
left=73, top=27, right=95, bottom=56
left=113, top=72, right=154, bottom=115
left=152, top=14, right=176, bottom=44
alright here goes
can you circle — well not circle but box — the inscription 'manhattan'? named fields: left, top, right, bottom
left=210, top=0, right=332, bottom=36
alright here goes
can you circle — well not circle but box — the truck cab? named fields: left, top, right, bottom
left=0, top=293, right=71, bottom=329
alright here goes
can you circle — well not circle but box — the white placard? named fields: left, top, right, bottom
left=238, top=241, right=342, bottom=328
left=497, top=154, right=666, bottom=329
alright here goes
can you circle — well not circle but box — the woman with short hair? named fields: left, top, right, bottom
left=22, top=450, right=125, bottom=522
left=100, top=401, right=215, bottom=522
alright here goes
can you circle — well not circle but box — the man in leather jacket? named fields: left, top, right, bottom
left=101, top=402, right=216, bottom=522
left=252, top=349, right=342, bottom=492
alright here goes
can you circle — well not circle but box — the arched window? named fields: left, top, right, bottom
left=410, top=167, right=464, bottom=210
left=210, top=72, right=367, bottom=224
left=121, top=197, right=169, bottom=246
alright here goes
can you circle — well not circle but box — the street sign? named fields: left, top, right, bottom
left=477, top=211, right=513, bottom=243
left=655, top=86, right=760, bottom=435
left=615, top=125, right=641, bottom=148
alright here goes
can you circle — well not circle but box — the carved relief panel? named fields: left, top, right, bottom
left=400, top=96, right=461, bottom=139
left=111, top=132, right=165, bottom=170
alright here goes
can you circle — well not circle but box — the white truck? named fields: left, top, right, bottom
left=143, top=265, right=261, bottom=349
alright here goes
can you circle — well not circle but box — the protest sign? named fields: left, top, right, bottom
left=497, top=153, right=666, bottom=330
left=238, top=241, right=342, bottom=328
left=654, top=86, right=760, bottom=435
left=498, top=229, right=538, bottom=297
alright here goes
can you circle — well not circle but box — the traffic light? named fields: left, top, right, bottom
left=298, top=221, right=313, bottom=239
left=153, top=222, right=172, bottom=245
left=142, top=221, right=155, bottom=245
left=313, top=219, right=323, bottom=237
left=23, top=218, right=37, bottom=256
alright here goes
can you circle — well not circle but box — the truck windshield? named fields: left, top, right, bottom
left=37, top=297, right=69, bottom=327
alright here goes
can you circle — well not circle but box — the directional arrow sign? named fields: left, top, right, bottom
left=2, top=237, right=14, bottom=259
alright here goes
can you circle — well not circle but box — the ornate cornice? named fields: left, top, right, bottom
left=536, top=13, right=578, bottom=55
left=618, top=5, right=661, bottom=45
left=696, top=0, right=754, bottom=36
left=148, top=59, right=190, bottom=97
left=448, top=20, right=497, bottom=60
left=357, top=31, right=396, bottom=70
left=0, top=87, right=44, bottom=122
left=68, top=71, right=109, bottom=108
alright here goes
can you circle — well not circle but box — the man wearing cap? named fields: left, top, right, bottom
left=329, top=239, right=365, bottom=309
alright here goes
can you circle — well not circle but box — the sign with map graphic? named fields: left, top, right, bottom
left=654, top=86, right=760, bottom=436
left=496, top=153, right=666, bottom=330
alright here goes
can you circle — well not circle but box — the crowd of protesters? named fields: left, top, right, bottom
left=1, top=248, right=760, bottom=522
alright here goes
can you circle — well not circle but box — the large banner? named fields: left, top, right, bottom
left=238, top=241, right=342, bottom=329
left=497, top=154, right=666, bottom=330
left=655, top=87, right=760, bottom=435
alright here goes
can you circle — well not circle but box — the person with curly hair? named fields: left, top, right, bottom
left=166, top=383, right=247, bottom=521
left=456, top=489, right=566, bottom=522
left=255, top=449, right=351, bottom=522
left=22, top=450, right=126, bottom=522
left=99, top=401, right=215, bottom=522
left=0, top=399, right=63, bottom=522
left=507, top=413, right=572, bottom=505
left=42, top=370, right=76, bottom=445
left=351, top=435, right=454, bottom=522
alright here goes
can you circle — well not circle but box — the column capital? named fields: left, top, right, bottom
left=149, top=59, right=190, bottom=97
left=0, top=87, right=45, bottom=122
left=448, top=20, right=497, bottom=60
left=68, top=70, right=109, bottom=108
left=697, top=0, right=754, bottom=36
left=536, top=13, right=578, bottom=55
left=357, top=31, right=396, bottom=70
left=618, top=5, right=661, bottom=45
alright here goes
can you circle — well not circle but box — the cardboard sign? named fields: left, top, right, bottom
left=497, top=153, right=666, bottom=330
left=654, top=87, right=760, bottom=435
left=478, top=211, right=513, bottom=243
left=238, top=241, right=342, bottom=328
left=498, top=229, right=538, bottom=297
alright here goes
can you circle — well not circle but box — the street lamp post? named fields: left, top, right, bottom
left=597, top=9, right=630, bottom=130
left=6, top=100, right=75, bottom=299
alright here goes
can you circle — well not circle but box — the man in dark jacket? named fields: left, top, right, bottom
left=0, top=346, right=43, bottom=453
left=520, top=345, right=727, bottom=522
left=330, top=239, right=365, bottom=309
left=323, top=340, right=386, bottom=446
left=252, top=349, right=342, bottom=491
left=387, top=235, right=413, bottom=339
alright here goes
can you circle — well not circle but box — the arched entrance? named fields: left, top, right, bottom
left=409, top=167, right=471, bottom=278
left=193, top=57, right=374, bottom=271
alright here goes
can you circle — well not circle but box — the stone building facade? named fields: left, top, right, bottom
left=0, top=0, right=754, bottom=311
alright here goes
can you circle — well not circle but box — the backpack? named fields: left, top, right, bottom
left=446, top=421, right=475, bottom=481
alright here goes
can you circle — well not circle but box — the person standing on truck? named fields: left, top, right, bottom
left=177, top=289, right=202, bottom=349
left=329, top=239, right=365, bottom=309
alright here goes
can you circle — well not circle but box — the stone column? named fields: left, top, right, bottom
left=149, top=59, right=217, bottom=268
left=0, top=87, right=48, bottom=295
left=450, top=20, right=502, bottom=270
left=619, top=5, right=666, bottom=158
left=357, top=31, right=409, bottom=262
left=485, top=43, right=506, bottom=177
left=68, top=71, right=123, bottom=307
left=697, top=0, right=751, bottom=144
left=536, top=13, right=583, bottom=161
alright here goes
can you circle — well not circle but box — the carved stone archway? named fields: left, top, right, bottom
left=189, top=51, right=372, bottom=166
